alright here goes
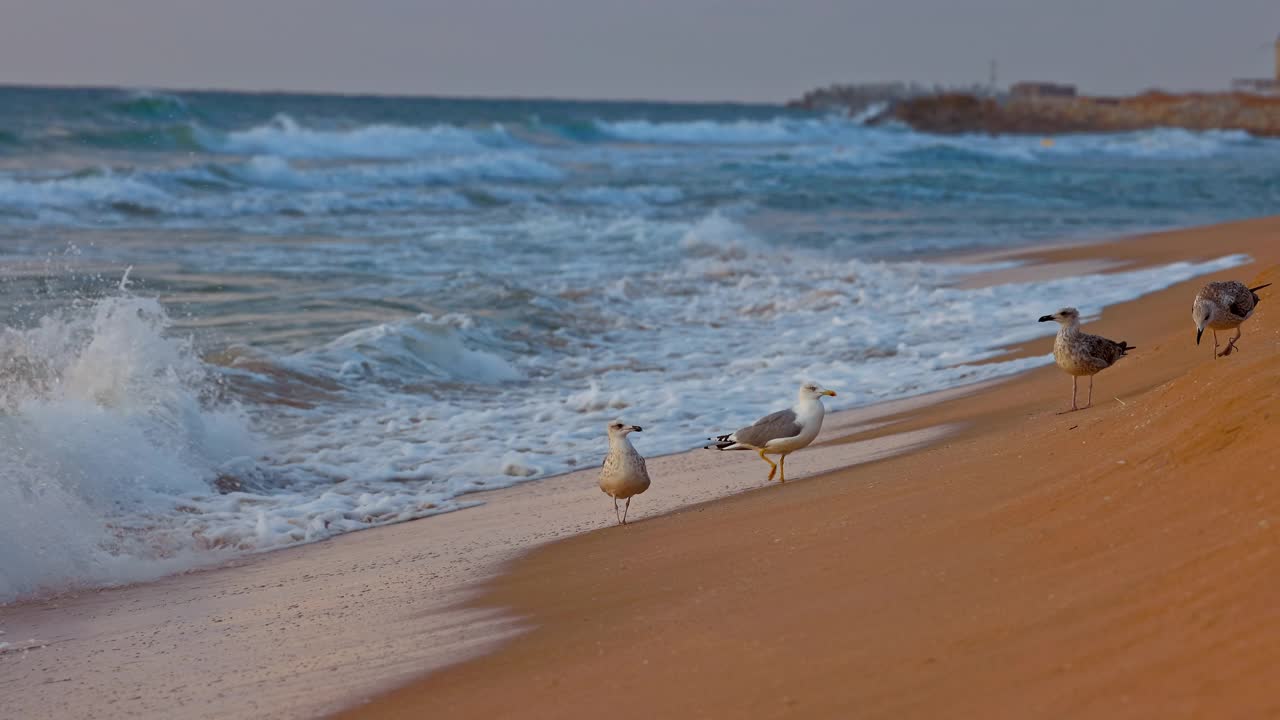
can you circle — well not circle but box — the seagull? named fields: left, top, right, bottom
left=1039, top=308, right=1134, bottom=413
left=599, top=421, right=650, bottom=525
left=705, top=382, right=836, bottom=483
left=1192, top=281, right=1271, bottom=358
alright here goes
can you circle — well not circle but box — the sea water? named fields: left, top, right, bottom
left=0, top=86, right=1275, bottom=602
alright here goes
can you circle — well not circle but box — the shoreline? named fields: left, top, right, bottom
left=335, top=216, right=1280, bottom=719
left=0, top=367, right=985, bottom=719
left=3, top=216, right=1277, bottom=719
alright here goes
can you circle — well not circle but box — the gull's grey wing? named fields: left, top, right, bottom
left=732, top=408, right=802, bottom=448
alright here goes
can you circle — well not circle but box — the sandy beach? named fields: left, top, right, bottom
left=339, top=216, right=1280, bottom=719
left=3, top=216, right=1278, bottom=719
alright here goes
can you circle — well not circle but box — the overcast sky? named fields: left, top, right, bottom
left=1, top=0, right=1277, bottom=102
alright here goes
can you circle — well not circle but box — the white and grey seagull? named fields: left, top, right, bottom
left=1192, top=280, right=1271, bottom=358
left=599, top=420, right=650, bottom=525
left=1039, top=307, right=1134, bottom=413
left=705, top=382, right=836, bottom=483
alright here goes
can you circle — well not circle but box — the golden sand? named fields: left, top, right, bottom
left=340, top=217, right=1280, bottom=719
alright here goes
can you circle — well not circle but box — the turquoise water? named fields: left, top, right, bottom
left=0, top=85, right=1274, bottom=601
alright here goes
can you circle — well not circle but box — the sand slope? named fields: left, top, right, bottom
left=344, top=218, right=1280, bottom=719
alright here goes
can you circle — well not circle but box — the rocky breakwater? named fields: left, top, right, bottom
left=888, top=91, right=1280, bottom=137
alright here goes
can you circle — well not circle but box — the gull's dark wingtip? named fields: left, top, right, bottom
left=704, top=434, right=734, bottom=450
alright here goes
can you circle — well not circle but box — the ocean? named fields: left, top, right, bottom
left=1, top=85, right=1276, bottom=602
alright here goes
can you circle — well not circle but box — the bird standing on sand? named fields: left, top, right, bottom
left=1039, top=308, right=1134, bottom=413
left=1192, top=281, right=1271, bottom=358
left=599, top=421, right=650, bottom=525
left=705, top=382, right=836, bottom=483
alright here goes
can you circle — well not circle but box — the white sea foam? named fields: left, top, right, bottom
left=0, top=295, right=258, bottom=602
left=209, top=114, right=515, bottom=159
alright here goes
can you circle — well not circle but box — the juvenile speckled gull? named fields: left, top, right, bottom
left=1192, top=281, right=1271, bottom=358
left=1039, top=307, right=1134, bottom=413
left=705, top=382, right=836, bottom=483
left=598, top=420, right=650, bottom=525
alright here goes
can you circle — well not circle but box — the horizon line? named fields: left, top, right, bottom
left=0, top=79, right=791, bottom=108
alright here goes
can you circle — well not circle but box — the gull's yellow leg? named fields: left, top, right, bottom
left=778, top=454, right=787, bottom=483
left=757, top=448, right=778, bottom=482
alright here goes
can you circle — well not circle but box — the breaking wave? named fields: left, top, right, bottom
left=208, top=114, right=518, bottom=159
left=0, top=293, right=259, bottom=602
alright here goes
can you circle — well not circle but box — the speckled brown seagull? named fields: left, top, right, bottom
left=599, top=420, right=650, bottom=525
left=1039, top=308, right=1134, bottom=413
left=1192, top=281, right=1271, bottom=358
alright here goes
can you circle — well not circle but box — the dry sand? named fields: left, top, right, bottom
left=338, top=216, right=1280, bottom=720
left=3, top=217, right=1277, bottom=720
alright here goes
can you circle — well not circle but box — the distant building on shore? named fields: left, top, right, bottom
left=1231, top=35, right=1280, bottom=94
left=1010, top=82, right=1077, bottom=99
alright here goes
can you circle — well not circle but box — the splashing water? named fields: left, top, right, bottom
left=0, top=293, right=258, bottom=600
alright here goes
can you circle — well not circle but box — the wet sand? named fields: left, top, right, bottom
left=338, top=216, right=1280, bottom=719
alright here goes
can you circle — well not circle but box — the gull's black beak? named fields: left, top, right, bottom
left=631, top=425, right=643, bottom=432
left=1196, top=328, right=1203, bottom=345
left=1038, top=315, right=1054, bottom=323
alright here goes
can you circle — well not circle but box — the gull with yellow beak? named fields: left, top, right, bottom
left=706, top=382, right=836, bottom=483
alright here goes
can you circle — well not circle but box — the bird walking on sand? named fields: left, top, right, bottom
left=1039, top=308, right=1134, bottom=413
left=599, top=421, right=650, bottom=525
left=1192, top=281, right=1271, bottom=358
left=705, top=382, right=836, bottom=483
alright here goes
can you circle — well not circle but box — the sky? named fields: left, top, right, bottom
left=1, top=0, right=1278, bottom=103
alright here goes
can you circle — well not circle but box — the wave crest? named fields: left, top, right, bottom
left=298, top=313, right=523, bottom=384
left=593, top=116, right=856, bottom=145
left=208, top=114, right=517, bottom=159
left=0, top=294, right=258, bottom=603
